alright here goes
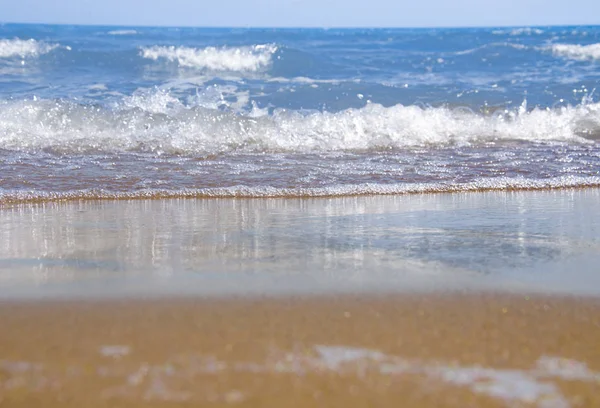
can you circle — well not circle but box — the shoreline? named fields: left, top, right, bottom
left=2, top=184, right=600, bottom=206
left=2, top=291, right=600, bottom=407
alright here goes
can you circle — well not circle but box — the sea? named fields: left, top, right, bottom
left=1, top=24, right=600, bottom=201
left=1, top=24, right=600, bottom=298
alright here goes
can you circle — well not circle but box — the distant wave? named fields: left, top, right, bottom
left=2, top=176, right=600, bottom=203
left=0, top=38, right=62, bottom=58
left=140, top=44, right=278, bottom=72
left=453, top=42, right=528, bottom=56
left=267, top=77, right=358, bottom=85
left=550, top=43, right=600, bottom=61
left=492, top=28, right=544, bottom=36
left=0, top=94, right=598, bottom=155
left=107, top=30, right=138, bottom=36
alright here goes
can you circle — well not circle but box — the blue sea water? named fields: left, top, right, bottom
left=1, top=24, right=600, bottom=201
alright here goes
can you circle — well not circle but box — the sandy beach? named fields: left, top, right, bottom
left=1, top=192, right=600, bottom=406
left=2, top=292, right=600, bottom=407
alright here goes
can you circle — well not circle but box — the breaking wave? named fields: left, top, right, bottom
left=550, top=43, right=600, bottom=61
left=0, top=38, right=62, bottom=58
left=0, top=95, right=599, bottom=154
left=140, top=44, right=278, bottom=72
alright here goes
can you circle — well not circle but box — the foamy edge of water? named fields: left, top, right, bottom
left=2, top=176, right=600, bottom=204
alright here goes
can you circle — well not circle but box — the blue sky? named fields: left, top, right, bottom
left=1, top=0, right=599, bottom=27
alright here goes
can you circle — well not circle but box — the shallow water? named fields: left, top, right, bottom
left=1, top=190, right=599, bottom=299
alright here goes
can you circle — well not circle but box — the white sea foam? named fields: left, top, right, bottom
left=550, top=43, right=600, bottom=61
left=87, top=83, right=108, bottom=91
left=3, top=347, right=598, bottom=405
left=0, top=38, right=60, bottom=58
left=99, top=345, right=131, bottom=358
left=140, top=44, right=277, bottom=72
left=270, top=346, right=597, bottom=407
left=267, top=76, right=358, bottom=85
left=2, top=347, right=599, bottom=405
left=120, top=86, right=251, bottom=113
left=313, top=346, right=386, bottom=369
left=2, top=176, right=600, bottom=203
left=107, top=30, right=138, bottom=35
left=454, top=42, right=528, bottom=56
left=0, top=96, right=598, bottom=154
left=120, top=88, right=185, bottom=113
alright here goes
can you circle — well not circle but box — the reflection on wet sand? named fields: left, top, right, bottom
left=0, top=189, right=599, bottom=297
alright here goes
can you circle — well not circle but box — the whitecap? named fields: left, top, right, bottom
left=0, top=38, right=61, bottom=58
left=139, top=44, right=278, bottom=72
left=107, top=30, right=138, bottom=35
left=550, top=43, right=600, bottom=61
left=492, top=27, right=544, bottom=36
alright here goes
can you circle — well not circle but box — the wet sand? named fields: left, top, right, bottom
left=2, top=190, right=600, bottom=299
left=2, top=192, right=600, bottom=406
left=2, top=292, right=600, bottom=407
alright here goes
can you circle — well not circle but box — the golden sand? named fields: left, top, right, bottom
left=1, top=292, right=600, bottom=407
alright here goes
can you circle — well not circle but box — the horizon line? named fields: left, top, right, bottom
left=2, top=20, right=600, bottom=30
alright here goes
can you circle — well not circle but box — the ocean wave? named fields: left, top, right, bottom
left=492, top=28, right=544, bottom=36
left=550, top=43, right=600, bottom=61
left=453, top=42, right=528, bottom=56
left=2, top=176, right=600, bottom=203
left=0, top=96, right=598, bottom=154
left=0, top=38, right=62, bottom=58
left=267, top=77, right=355, bottom=85
left=140, top=44, right=278, bottom=72
left=107, top=30, right=138, bottom=35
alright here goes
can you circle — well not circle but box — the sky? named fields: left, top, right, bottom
left=1, top=0, right=599, bottom=28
